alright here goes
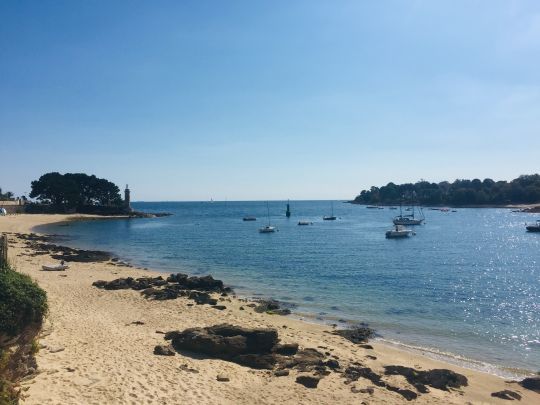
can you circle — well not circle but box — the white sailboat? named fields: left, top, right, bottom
left=323, top=201, right=337, bottom=220
left=393, top=197, right=424, bottom=225
left=259, top=202, right=276, bottom=233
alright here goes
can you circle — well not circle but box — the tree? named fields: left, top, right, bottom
left=352, top=174, right=540, bottom=206
left=29, top=172, right=123, bottom=208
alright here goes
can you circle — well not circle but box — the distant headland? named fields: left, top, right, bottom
left=0, top=172, right=171, bottom=217
left=350, top=174, right=540, bottom=210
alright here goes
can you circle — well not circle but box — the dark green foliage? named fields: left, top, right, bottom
left=0, top=266, right=48, bottom=337
left=353, top=174, right=540, bottom=206
left=0, top=188, right=14, bottom=201
left=29, top=172, right=122, bottom=208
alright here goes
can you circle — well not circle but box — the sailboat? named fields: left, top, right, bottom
left=393, top=196, right=424, bottom=225
left=259, top=202, right=276, bottom=233
left=323, top=201, right=337, bottom=221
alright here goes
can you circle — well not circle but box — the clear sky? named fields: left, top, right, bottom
left=1, top=1, right=539, bottom=201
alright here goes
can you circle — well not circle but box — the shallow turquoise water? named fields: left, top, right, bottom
left=37, top=201, right=540, bottom=375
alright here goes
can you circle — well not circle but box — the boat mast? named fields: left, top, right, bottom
left=267, top=201, right=271, bottom=226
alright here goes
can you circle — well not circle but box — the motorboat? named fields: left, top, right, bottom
left=526, top=220, right=540, bottom=232
left=243, top=216, right=256, bottom=221
left=386, top=225, right=414, bottom=238
left=298, top=221, right=312, bottom=226
left=366, top=205, right=378, bottom=209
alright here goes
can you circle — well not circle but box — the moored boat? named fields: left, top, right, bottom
left=298, top=221, right=312, bottom=226
left=386, top=225, right=414, bottom=238
left=243, top=216, right=256, bottom=221
left=259, top=202, right=277, bottom=233
left=323, top=201, right=337, bottom=220
left=393, top=197, right=424, bottom=225
left=526, top=220, right=540, bottom=232
left=42, top=263, right=69, bottom=271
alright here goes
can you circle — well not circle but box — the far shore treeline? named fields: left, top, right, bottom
left=26, top=172, right=127, bottom=215
left=352, top=174, right=540, bottom=206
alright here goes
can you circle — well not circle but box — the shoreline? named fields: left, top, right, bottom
left=1, top=214, right=538, bottom=404
left=33, top=217, right=536, bottom=381
left=347, top=202, right=540, bottom=210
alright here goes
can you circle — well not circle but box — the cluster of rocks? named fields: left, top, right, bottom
left=159, top=323, right=469, bottom=398
left=92, top=273, right=232, bottom=307
left=13, top=232, right=112, bottom=262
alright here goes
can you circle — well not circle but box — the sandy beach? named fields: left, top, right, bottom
left=0, top=214, right=537, bottom=404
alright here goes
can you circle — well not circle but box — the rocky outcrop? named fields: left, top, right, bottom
left=344, top=366, right=418, bottom=401
left=519, top=376, right=540, bottom=393
left=491, top=390, right=522, bottom=400
left=162, top=323, right=475, bottom=400
left=332, top=326, right=375, bottom=344
left=166, top=324, right=278, bottom=369
left=92, top=273, right=231, bottom=306
left=384, top=365, right=468, bottom=391
left=296, top=375, right=321, bottom=388
left=253, top=300, right=292, bottom=316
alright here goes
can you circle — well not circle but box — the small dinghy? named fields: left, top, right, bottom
left=42, top=263, right=69, bottom=271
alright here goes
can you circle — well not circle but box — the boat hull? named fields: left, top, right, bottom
left=385, top=230, right=412, bottom=238
left=393, top=217, right=423, bottom=225
left=526, top=226, right=540, bottom=232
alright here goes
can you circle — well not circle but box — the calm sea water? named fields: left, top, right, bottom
left=37, top=201, right=540, bottom=376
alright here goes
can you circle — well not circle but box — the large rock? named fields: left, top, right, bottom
left=92, top=277, right=134, bottom=290
left=166, top=324, right=279, bottom=369
left=332, top=327, right=375, bottom=344
left=153, top=345, right=175, bottom=356
left=520, top=376, right=540, bottom=393
left=254, top=299, right=292, bottom=315
left=296, top=375, right=321, bottom=388
left=491, top=390, right=522, bottom=400
left=167, top=273, right=227, bottom=292
left=384, top=365, right=468, bottom=391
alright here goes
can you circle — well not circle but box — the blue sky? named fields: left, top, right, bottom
left=1, top=1, right=539, bottom=201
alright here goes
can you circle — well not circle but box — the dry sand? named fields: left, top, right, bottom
left=0, top=214, right=537, bottom=404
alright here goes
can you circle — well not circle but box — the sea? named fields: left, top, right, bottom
left=35, top=201, right=540, bottom=378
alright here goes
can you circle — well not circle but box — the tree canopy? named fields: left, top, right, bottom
left=352, top=174, right=540, bottom=206
left=29, top=172, right=123, bottom=208
left=0, top=188, right=15, bottom=201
